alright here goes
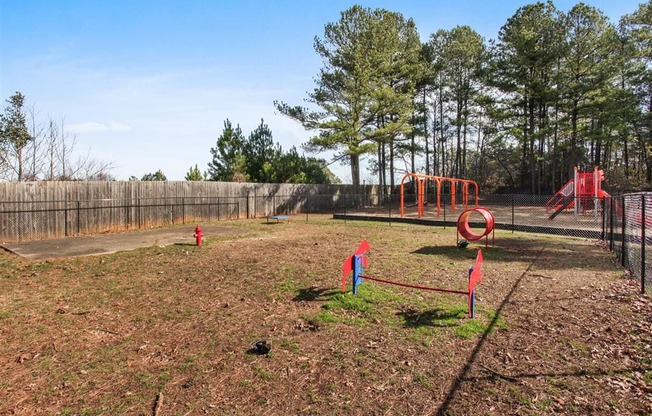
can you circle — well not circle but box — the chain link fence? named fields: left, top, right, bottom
left=334, top=193, right=603, bottom=239
left=602, top=193, right=651, bottom=295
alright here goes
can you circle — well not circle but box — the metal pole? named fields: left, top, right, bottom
left=511, top=194, right=515, bottom=234
left=622, top=196, right=626, bottom=268
left=601, top=197, right=605, bottom=241
left=641, top=194, right=646, bottom=294
left=77, top=201, right=81, bottom=235
left=609, top=197, right=615, bottom=253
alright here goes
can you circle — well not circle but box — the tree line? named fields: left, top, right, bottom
left=200, top=118, right=338, bottom=184
left=276, top=1, right=652, bottom=194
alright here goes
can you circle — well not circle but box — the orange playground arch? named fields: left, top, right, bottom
left=399, top=173, right=479, bottom=218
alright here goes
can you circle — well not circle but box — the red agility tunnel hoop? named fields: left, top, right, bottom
left=341, top=240, right=483, bottom=318
left=457, top=207, right=495, bottom=248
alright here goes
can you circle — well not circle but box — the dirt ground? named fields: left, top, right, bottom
left=0, top=215, right=650, bottom=415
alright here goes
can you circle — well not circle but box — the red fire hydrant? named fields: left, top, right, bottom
left=194, top=225, right=203, bottom=246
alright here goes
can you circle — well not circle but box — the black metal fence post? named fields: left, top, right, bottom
left=641, top=194, right=646, bottom=294
left=609, top=197, right=615, bottom=252
left=64, top=203, right=69, bottom=237
left=622, top=196, right=627, bottom=268
left=77, top=201, right=81, bottom=235
left=601, top=197, right=605, bottom=241
left=511, top=194, right=515, bottom=233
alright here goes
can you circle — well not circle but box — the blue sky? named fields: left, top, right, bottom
left=0, top=0, right=644, bottom=182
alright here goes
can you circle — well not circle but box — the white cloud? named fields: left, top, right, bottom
left=108, top=121, right=131, bottom=132
left=67, top=121, right=131, bottom=134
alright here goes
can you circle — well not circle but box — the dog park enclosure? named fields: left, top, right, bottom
left=0, top=180, right=650, bottom=295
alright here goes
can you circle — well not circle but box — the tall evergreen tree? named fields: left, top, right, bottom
left=242, top=119, right=280, bottom=183
left=185, top=164, right=204, bottom=181
left=0, top=92, right=34, bottom=181
left=622, top=0, right=652, bottom=183
left=141, top=169, right=167, bottom=181
left=490, top=1, right=565, bottom=192
left=275, top=6, right=419, bottom=194
left=561, top=3, right=618, bottom=177
left=207, top=119, right=246, bottom=181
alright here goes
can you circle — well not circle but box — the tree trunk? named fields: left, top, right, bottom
left=350, top=153, right=360, bottom=196
left=389, top=137, right=395, bottom=191
left=423, top=89, right=430, bottom=176
left=570, top=100, right=579, bottom=178
left=377, top=139, right=384, bottom=200
left=439, top=82, right=446, bottom=177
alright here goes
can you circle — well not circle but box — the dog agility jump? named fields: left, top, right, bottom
left=341, top=240, right=484, bottom=318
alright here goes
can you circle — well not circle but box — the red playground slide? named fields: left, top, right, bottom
left=546, top=166, right=608, bottom=220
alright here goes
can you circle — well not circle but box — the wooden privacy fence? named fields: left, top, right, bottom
left=0, top=181, right=381, bottom=242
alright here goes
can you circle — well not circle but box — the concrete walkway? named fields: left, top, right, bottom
left=1, top=224, right=244, bottom=260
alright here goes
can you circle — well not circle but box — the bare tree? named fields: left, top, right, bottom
left=0, top=92, right=114, bottom=181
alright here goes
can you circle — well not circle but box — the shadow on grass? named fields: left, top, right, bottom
left=435, top=247, right=544, bottom=415
left=173, top=242, right=198, bottom=247
left=397, top=308, right=464, bottom=328
left=292, top=286, right=339, bottom=302
left=413, top=246, right=476, bottom=257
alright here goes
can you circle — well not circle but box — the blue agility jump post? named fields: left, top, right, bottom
left=342, top=240, right=484, bottom=318
left=352, top=254, right=364, bottom=295
left=468, top=267, right=476, bottom=319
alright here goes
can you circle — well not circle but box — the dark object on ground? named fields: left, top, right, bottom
left=458, top=240, right=469, bottom=248
left=250, top=340, right=271, bottom=355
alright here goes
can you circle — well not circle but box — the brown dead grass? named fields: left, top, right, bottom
left=0, top=215, right=650, bottom=415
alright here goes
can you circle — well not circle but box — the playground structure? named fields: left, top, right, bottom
left=546, top=166, right=610, bottom=220
left=341, top=240, right=484, bottom=318
left=456, top=207, right=495, bottom=248
left=400, top=173, right=479, bottom=219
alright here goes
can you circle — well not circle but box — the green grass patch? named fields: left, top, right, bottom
left=406, top=326, right=441, bottom=346
left=485, top=310, right=508, bottom=330
left=644, top=371, right=652, bottom=384
left=304, top=310, right=364, bottom=326
left=455, top=319, right=488, bottom=338
left=413, top=373, right=432, bottom=388
left=279, top=338, right=300, bottom=353
left=274, top=276, right=299, bottom=294
left=323, top=283, right=405, bottom=314
left=254, top=365, right=274, bottom=381
left=568, top=340, right=588, bottom=354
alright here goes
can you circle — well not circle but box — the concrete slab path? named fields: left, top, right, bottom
left=1, top=224, right=244, bottom=260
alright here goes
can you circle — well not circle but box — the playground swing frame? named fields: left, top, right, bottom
left=399, top=173, right=479, bottom=219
